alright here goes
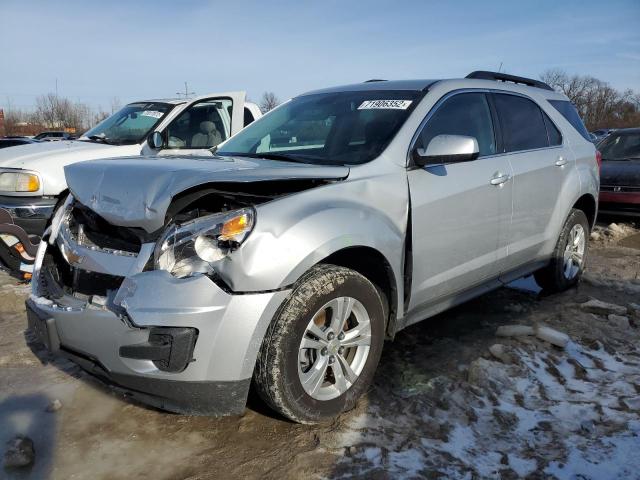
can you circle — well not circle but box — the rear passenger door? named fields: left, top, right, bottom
left=407, top=92, right=513, bottom=312
left=492, top=92, right=569, bottom=273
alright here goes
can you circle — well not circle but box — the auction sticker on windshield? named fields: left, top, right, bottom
left=358, top=100, right=412, bottom=110
left=141, top=111, right=164, bottom=118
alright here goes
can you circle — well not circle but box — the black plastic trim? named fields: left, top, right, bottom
left=466, top=71, right=554, bottom=91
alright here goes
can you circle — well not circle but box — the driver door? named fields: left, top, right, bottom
left=151, top=92, right=247, bottom=156
left=407, top=91, right=512, bottom=313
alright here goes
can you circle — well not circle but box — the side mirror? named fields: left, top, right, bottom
left=148, top=131, right=164, bottom=149
left=413, top=134, right=480, bottom=167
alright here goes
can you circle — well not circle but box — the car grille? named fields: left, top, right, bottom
left=41, top=241, right=125, bottom=299
left=38, top=201, right=152, bottom=300
left=69, top=203, right=143, bottom=254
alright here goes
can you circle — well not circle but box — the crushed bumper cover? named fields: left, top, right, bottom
left=27, top=237, right=290, bottom=415
left=27, top=298, right=250, bottom=415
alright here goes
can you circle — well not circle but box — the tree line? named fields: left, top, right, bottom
left=2, top=94, right=118, bottom=136
left=540, top=69, right=639, bottom=130
left=2, top=91, right=282, bottom=137
left=2, top=74, right=637, bottom=137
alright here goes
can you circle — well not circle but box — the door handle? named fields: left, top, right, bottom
left=490, top=173, right=510, bottom=186
left=555, top=157, right=567, bottom=166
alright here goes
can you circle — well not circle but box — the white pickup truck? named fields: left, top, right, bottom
left=0, top=91, right=261, bottom=278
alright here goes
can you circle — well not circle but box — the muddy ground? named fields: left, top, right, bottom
left=1, top=219, right=639, bottom=480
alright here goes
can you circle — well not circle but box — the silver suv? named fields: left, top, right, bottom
left=26, top=71, right=599, bottom=423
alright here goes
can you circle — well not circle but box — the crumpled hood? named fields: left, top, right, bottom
left=65, top=155, right=350, bottom=232
left=0, top=140, right=112, bottom=169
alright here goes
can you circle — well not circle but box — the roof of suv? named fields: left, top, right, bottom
left=302, top=79, right=440, bottom=96
left=300, top=72, right=564, bottom=99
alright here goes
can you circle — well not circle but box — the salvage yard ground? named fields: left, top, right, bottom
left=1, top=221, right=639, bottom=480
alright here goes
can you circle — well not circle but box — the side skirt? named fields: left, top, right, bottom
left=396, top=260, right=548, bottom=333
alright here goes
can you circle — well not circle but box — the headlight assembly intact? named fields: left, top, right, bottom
left=0, top=171, right=40, bottom=192
left=154, top=208, right=255, bottom=278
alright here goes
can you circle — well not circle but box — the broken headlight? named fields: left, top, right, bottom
left=154, top=208, right=255, bottom=278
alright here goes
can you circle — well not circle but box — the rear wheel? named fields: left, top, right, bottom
left=253, top=264, right=385, bottom=424
left=534, top=209, right=589, bottom=292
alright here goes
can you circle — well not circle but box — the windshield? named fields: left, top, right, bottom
left=217, top=90, right=423, bottom=165
left=82, top=102, right=174, bottom=145
left=598, top=132, right=640, bottom=161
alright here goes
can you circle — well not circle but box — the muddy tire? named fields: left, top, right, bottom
left=253, top=264, right=385, bottom=424
left=534, top=209, right=589, bottom=293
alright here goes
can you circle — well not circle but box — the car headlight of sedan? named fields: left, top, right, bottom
left=154, top=208, right=255, bottom=278
left=0, top=171, right=41, bottom=192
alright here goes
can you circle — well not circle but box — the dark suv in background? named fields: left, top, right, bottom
left=598, top=128, right=640, bottom=216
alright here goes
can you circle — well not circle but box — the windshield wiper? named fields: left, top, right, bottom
left=222, top=152, right=314, bottom=164
left=87, top=134, right=113, bottom=145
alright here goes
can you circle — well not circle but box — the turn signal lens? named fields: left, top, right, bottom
left=16, top=173, right=40, bottom=192
left=0, top=172, right=41, bottom=192
left=220, top=213, right=250, bottom=241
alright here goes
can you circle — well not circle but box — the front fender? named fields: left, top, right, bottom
left=215, top=177, right=408, bottom=305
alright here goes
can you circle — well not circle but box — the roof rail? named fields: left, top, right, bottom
left=364, top=79, right=387, bottom=83
left=466, top=71, right=554, bottom=91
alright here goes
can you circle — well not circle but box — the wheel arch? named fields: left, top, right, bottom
left=319, top=246, right=399, bottom=338
left=572, top=193, right=597, bottom=230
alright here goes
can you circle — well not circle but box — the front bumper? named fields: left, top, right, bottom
left=0, top=195, right=57, bottom=236
left=28, top=238, right=291, bottom=415
left=0, top=196, right=56, bottom=278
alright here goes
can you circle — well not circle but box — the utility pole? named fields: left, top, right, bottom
left=176, top=81, right=195, bottom=99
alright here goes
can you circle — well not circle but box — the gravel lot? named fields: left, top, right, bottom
left=1, top=221, right=639, bottom=479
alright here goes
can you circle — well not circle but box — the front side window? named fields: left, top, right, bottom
left=416, top=92, right=496, bottom=157
left=598, top=132, right=640, bottom=161
left=82, top=102, right=173, bottom=146
left=494, top=94, right=548, bottom=152
left=217, top=90, right=423, bottom=165
left=165, top=98, right=233, bottom=149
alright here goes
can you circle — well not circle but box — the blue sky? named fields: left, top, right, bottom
left=1, top=0, right=638, bottom=111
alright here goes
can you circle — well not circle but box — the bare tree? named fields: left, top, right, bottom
left=32, top=93, right=97, bottom=133
left=260, top=92, right=280, bottom=113
left=540, top=69, right=640, bottom=129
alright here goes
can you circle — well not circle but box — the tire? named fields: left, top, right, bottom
left=534, top=209, right=590, bottom=293
left=253, top=264, right=385, bottom=424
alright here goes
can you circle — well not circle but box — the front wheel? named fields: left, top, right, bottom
left=253, top=264, right=385, bottom=424
left=534, top=208, right=589, bottom=292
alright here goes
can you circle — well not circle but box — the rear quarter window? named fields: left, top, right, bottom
left=542, top=111, right=562, bottom=146
left=548, top=100, right=591, bottom=142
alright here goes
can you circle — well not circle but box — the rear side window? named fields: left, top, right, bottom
left=494, top=94, right=548, bottom=152
left=542, top=111, right=562, bottom=146
left=417, top=92, right=497, bottom=157
left=548, top=100, right=591, bottom=141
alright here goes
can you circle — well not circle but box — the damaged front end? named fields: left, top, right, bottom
left=25, top=173, right=339, bottom=415
left=27, top=191, right=298, bottom=415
